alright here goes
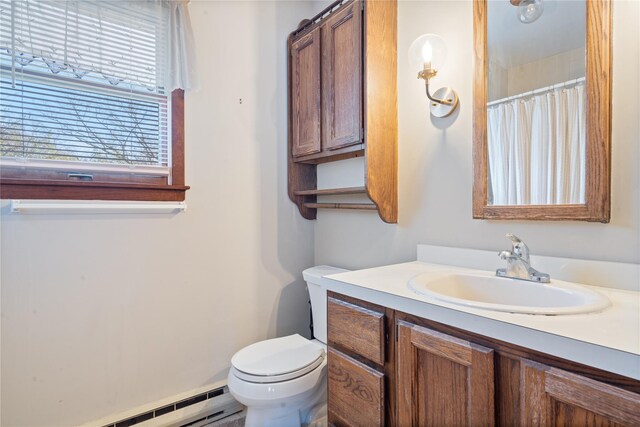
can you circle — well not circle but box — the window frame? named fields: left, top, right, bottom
left=0, top=89, right=188, bottom=202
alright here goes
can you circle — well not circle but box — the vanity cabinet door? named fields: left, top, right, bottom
left=321, top=0, right=362, bottom=151
left=521, top=359, right=640, bottom=426
left=290, top=28, right=322, bottom=158
left=327, top=292, right=393, bottom=426
left=396, top=321, right=495, bottom=426
left=327, top=296, right=385, bottom=365
left=328, top=347, right=384, bottom=427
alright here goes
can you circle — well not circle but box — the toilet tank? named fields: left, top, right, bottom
left=303, top=265, right=349, bottom=344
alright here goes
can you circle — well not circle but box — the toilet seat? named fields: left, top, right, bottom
left=228, top=355, right=327, bottom=405
left=231, top=334, right=325, bottom=384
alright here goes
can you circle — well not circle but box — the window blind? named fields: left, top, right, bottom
left=0, top=0, right=171, bottom=175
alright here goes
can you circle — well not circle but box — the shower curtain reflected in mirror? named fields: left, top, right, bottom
left=487, top=82, right=586, bottom=206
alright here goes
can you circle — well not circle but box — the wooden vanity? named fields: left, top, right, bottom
left=326, top=291, right=640, bottom=426
left=322, top=245, right=640, bottom=427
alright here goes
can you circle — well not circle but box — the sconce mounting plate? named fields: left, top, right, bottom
left=430, top=87, right=459, bottom=118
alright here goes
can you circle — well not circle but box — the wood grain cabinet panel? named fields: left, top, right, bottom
left=328, top=347, right=384, bottom=427
left=396, top=321, right=495, bottom=427
left=521, top=359, right=640, bottom=426
left=321, top=0, right=362, bottom=151
left=327, top=296, right=385, bottom=365
left=287, top=0, right=397, bottom=223
left=326, top=293, right=640, bottom=426
left=291, top=29, right=321, bottom=158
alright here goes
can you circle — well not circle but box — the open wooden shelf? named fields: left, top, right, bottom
left=294, top=186, right=367, bottom=196
left=303, top=202, right=377, bottom=210
left=296, top=186, right=377, bottom=214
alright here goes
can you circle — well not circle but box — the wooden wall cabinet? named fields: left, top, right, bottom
left=287, top=0, right=397, bottom=223
left=321, top=1, right=362, bottom=153
left=326, top=292, right=640, bottom=426
left=290, top=29, right=322, bottom=158
left=290, top=0, right=363, bottom=160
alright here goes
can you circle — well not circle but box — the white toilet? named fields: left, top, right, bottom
left=227, top=266, right=347, bottom=427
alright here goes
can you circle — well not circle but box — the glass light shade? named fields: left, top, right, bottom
left=408, top=34, right=448, bottom=73
left=518, top=0, right=544, bottom=23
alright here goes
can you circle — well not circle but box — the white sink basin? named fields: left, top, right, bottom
left=408, top=272, right=611, bottom=315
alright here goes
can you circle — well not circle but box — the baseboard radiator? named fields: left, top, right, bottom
left=103, top=386, right=243, bottom=427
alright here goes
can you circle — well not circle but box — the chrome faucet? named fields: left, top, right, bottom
left=496, top=234, right=550, bottom=283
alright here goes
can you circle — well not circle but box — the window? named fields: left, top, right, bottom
left=0, top=0, right=188, bottom=201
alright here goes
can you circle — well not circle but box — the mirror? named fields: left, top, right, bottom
left=472, top=0, right=611, bottom=222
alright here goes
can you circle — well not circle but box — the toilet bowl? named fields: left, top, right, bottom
left=227, top=266, right=347, bottom=427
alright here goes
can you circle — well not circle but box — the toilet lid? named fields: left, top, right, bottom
left=231, top=334, right=324, bottom=378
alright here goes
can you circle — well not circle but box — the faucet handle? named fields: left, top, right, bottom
left=505, top=233, right=530, bottom=262
left=505, top=233, right=520, bottom=243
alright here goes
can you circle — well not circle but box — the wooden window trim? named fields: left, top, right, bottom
left=0, top=90, right=189, bottom=202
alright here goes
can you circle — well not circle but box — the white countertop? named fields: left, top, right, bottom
left=324, top=259, right=640, bottom=380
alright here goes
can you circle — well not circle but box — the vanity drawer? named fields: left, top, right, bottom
left=327, top=296, right=385, bottom=365
left=328, top=347, right=385, bottom=427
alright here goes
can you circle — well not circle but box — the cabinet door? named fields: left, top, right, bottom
left=396, top=321, right=495, bottom=426
left=328, top=347, right=384, bottom=427
left=327, top=296, right=385, bottom=365
left=521, top=359, right=640, bottom=426
left=291, top=29, right=321, bottom=157
left=321, top=0, right=362, bottom=151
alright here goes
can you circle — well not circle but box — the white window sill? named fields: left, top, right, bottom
left=10, top=200, right=187, bottom=214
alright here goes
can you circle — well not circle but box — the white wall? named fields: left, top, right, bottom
left=315, top=0, right=640, bottom=269
left=1, top=1, right=638, bottom=425
left=488, top=47, right=585, bottom=101
left=0, top=1, right=314, bottom=426
left=505, top=48, right=585, bottom=97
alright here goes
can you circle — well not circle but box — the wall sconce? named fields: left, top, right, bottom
left=409, top=34, right=459, bottom=118
left=511, top=0, right=544, bottom=23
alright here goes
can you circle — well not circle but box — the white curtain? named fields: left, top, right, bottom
left=487, top=83, right=585, bottom=205
left=487, top=103, right=511, bottom=205
left=161, top=0, right=199, bottom=91
left=0, top=0, right=197, bottom=92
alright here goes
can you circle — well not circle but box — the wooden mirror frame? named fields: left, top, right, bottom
left=472, top=0, right=612, bottom=222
